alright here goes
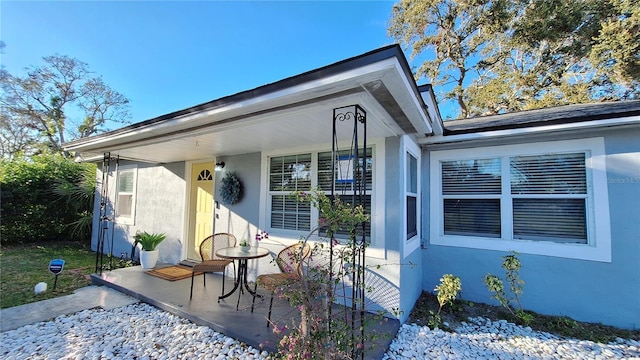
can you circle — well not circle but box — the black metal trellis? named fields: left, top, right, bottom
left=331, top=104, right=367, bottom=359
left=95, top=153, right=118, bottom=274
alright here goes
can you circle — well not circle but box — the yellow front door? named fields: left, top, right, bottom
left=187, top=162, right=214, bottom=261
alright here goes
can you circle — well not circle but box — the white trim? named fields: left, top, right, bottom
left=429, top=137, right=612, bottom=262
left=259, top=138, right=386, bottom=259
left=421, top=115, right=640, bottom=145
left=114, top=164, right=137, bottom=225
left=402, top=136, right=421, bottom=258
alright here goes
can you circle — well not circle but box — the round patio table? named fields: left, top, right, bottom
left=215, top=246, right=270, bottom=310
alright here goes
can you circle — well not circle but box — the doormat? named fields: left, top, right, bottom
left=146, top=265, right=202, bottom=281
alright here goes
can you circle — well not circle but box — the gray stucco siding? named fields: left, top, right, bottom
left=91, top=160, right=186, bottom=265
left=212, top=152, right=262, bottom=238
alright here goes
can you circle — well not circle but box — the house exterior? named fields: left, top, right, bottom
left=64, top=44, right=640, bottom=330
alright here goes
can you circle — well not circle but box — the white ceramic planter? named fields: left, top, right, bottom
left=140, top=250, right=159, bottom=269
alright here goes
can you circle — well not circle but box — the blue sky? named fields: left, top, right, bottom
left=2, top=1, right=433, bottom=126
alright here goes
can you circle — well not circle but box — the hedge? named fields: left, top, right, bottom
left=0, top=155, right=96, bottom=244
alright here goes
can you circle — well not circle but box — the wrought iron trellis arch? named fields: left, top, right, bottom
left=330, top=104, right=368, bottom=359
left=95, top=153, right=119, bottom=274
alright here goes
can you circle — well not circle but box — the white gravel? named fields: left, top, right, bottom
left=384, top=317, right=640, bottom=360
left=1, top=303, right=639, bottom=359
left=0, top=303, right=269, bottom=360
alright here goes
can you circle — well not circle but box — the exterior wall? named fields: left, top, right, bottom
left=212, top=152, right=262, bottom=241
left=91, top=160, right=186, bottom=265
left=211, top=152, right=273, bottom=281
left=385, top=136, right=424, bottom=323
left=421, top=126, right=640, bottom=329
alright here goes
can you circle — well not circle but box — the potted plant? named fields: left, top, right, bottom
left=133, top=231, right=166, bottom=269
left=238, top=239, right=251, bottom=252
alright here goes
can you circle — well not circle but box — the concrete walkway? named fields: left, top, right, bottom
left=0, top=285, right=138, bottom=332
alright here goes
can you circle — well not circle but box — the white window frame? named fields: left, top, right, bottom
left=403, top=136, right=421, bottom=258
left=115, top=165, right=137, bottom=225
left=429, top=137, right=611, bottom=262
left=259, top=139, right=386, bottom=256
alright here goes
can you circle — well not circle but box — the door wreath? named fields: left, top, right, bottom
left=220, top=171, right=242, bottom=204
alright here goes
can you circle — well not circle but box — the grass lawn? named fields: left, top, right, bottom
left=0, top=241, right=96, bottom=309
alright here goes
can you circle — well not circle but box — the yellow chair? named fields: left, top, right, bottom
left=190, top=233, right=236, bottom=299
left=251, top=242, right=311, bottom=327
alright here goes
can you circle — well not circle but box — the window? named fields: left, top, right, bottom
left=267, top=148, right=373, bottom=237
left=269, top=154, right=311, bottom=231
left=511, top=153, right=587, bottom=242
left=441, top=158, right=502, bottom=238
left=430, top=138, right=612, bottom=262
left=115, top=166, right=137, bottom=224
left=406, top=152, right=418, bottom=239
left=403, top=136, right=421, bottom=257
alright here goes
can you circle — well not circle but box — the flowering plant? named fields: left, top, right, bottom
left=239, top=231, right=268, bottom=247
left=268, top=188, right=381, bottom=359
left=255, top=230, right=269, bottom=242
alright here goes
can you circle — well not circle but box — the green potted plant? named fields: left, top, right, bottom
left=133, top=231, right=166, bottom=269
left=238, top=239, right=251, bottom=252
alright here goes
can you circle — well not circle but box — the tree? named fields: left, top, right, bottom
left=388, top=0, right=640, bottom=119
left=0, top=108, right=39, bottom=159
left=0, top=54, right=130, bottom=157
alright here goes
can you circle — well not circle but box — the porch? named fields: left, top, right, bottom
left=91, top=265, right=401, bottom=359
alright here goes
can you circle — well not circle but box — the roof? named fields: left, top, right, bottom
left=64, top=44, right=434, bottom=163
left=443, top=100, right=640, bottom=135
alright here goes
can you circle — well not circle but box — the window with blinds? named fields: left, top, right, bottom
left=268, top=148, right=372, bottom=236
left=442, top=158, right=502, bottom=238
left=318, top=149, right=372, bottom=237
left=511, top=153, right=587, bottom=243
left=269, top=154, right=311, bottom=231
left=441, top=153, right=588, bottom=244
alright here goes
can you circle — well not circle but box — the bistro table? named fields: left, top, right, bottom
left=215, top=246, right=270, bottom=310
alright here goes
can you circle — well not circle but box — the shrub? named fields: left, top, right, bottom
left=428, top=274, right=462, bottom=329
left=0, top=154, right=96, bottom=244
left=483, top=251, right=535, bottom=326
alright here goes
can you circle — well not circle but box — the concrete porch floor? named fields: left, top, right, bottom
left=91, top=265, right=400, bottom=359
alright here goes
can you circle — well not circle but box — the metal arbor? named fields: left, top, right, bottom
left=95, top=153, right=119, bottom=274
left=330, top=104, right=368, bottom=359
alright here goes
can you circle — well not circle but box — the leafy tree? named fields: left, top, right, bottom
left=0, top=53, right=130, bottom=157
left=0, top=108, right=39, bottom=159
left=388, top=0, right=640, bottom=119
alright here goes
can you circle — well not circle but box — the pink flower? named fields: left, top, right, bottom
left=255, top=230, right=269, bottom=241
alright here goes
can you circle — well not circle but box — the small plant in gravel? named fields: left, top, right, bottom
left=428, top=274, right=461, bottom=329
left=483, top=251, right=534, bottom=326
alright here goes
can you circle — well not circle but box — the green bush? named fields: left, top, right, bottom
left=0, top=155, right=96, bottom=244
